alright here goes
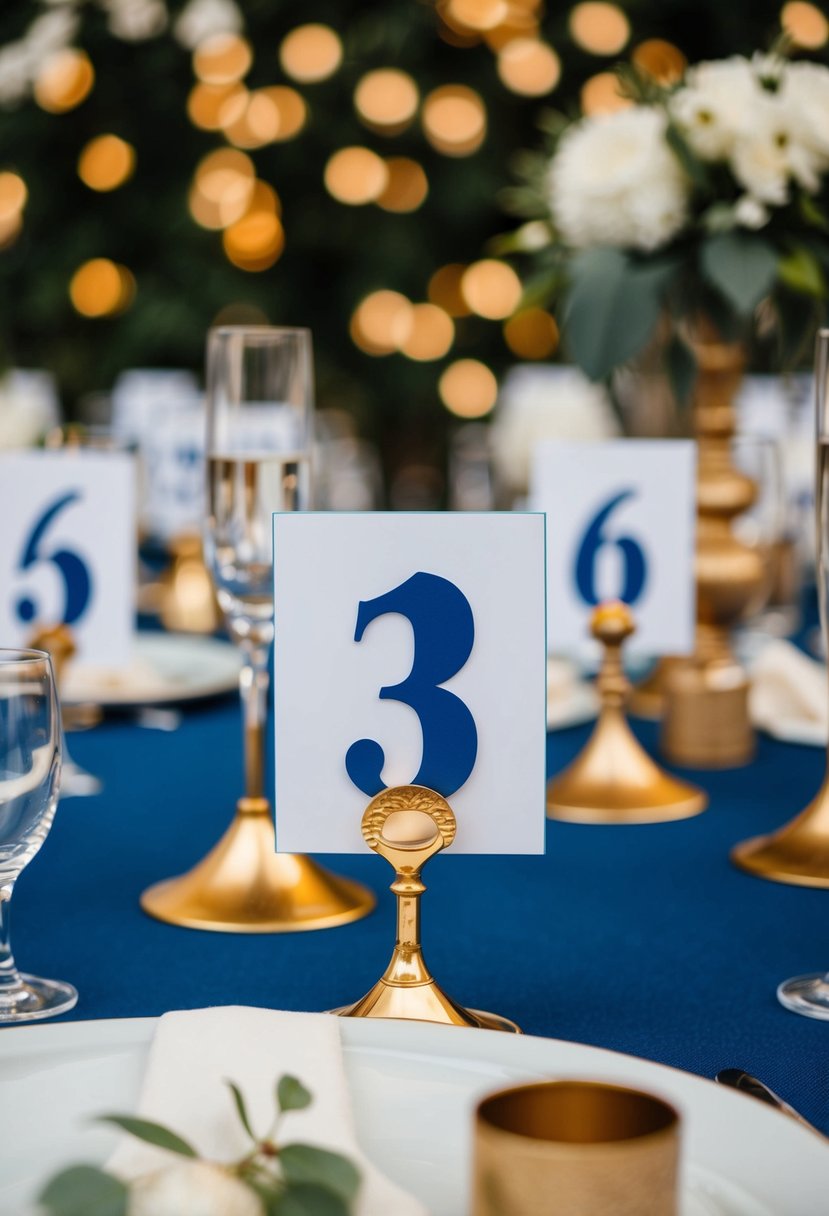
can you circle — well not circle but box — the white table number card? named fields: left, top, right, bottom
left=273, top=512, right=547, bottom=854
left=0, top=450, right=135, bottom=665
left=530, top=440, right=696, bottom=656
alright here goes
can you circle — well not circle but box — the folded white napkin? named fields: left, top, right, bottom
left=107, top=1006, right=427, bottom=1216
left=749, top=639, right=828, bottom=745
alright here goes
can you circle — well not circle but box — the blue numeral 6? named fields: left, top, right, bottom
left=15, top=492, right=92, bottom=626
left=574, top=489, right=647, bottom=607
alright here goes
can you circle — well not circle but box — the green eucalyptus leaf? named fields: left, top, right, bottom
left=665, top=334, right=698, bottom=408
left=563, top=248, right=677, bottom=381
left=38, top=1165, right=129, bottom=1216
left=226, top=1079, right=258, bottom=1143
left=778, top=247, right=827, bottom=298
left=97, top=1115, right=198, bottom=1158
left=271, top=1182, right=351, bottom=1216
left=277, top=1075, right=313, bottom=1114
left=798, top=193, right=829, bottom=232
left=280, top=1144, right=360, bottom=1202
left=699, top=232, right=778, bottom=315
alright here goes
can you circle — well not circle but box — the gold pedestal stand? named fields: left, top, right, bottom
left=731, top=774, right=829, bottom=889
left=547, top=603, right=706, bottom=825
left=661, top=335, right=763, bottom=768
left=141, top=797, right=375, bottom=931
left=334, top=785, right=519, bottom=1032
left=158, top=533, right=220, bottom=635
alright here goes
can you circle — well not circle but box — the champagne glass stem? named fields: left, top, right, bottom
left=240, top=640, right=270, bottom=801
left=0, top=885, right=23, bottom=1000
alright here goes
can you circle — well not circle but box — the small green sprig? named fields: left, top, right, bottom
left=38, top=1074, right=361, bottom=1216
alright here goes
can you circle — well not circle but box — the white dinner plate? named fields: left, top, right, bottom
left=61, top=633, right=240, bottom=707
left=0, top=1016, right=826, bottom=1215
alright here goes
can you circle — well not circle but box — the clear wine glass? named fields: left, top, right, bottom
left=777, top=328, right=829, bottom=1020
left=140, top=326, right=372, bottom=931
left=0, top=648, right=77, bottom=1021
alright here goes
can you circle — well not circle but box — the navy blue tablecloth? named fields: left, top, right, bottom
left=10, top=690, right=829, bottom=1134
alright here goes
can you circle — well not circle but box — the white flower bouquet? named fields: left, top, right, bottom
left=508, top=49, right=829, bottom=395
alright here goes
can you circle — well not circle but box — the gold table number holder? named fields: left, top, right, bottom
left=334, top=784, right=520, bottom=1032
left=547, top=603, right=707, bottom=824
left=158, top=533, right=220, bottom=635
left=731, top=776, right=829, bottom=889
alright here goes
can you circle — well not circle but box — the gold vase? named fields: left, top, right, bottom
left=661, top=333, right=765, bottom=768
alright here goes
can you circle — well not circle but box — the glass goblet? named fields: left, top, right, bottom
left=140, top=326, right=373, bottom=932
left=0, top=648, right=77, bottom=1021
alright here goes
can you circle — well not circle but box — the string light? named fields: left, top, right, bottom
left=377, top=158, right=428, bottom=212
left=580, top=71, right=631, bottom=114
left=439, top=359, right=498, bottom=418
left=223, top=212, right=284, bottom=271
left=461, top=259, right=522, bottom=319
left=259, top=87, right=306, bottom=140
left=497, top=39, right=561, bottom=96
left=78, top=135, right=135, bottom=192
left=193, top=33, right=252, bottom=84
left=428, top=264, right=471, bottom=317
left=0, top=172, right=26, bottom=249
left=350, top=291, right=413, bottom=355
left=781, top=1, right=829, bottom=47
left=279, top=24, right=342, bottom=83
left=569, top=2, right=630, bottom=54
left=69, top=259, right=134, bottom=317
left=34, top=49, right=94, bottom=113
left=503, top=309, right=559, bottom=359
left=189, top=148, right=255, bottom=230
left=422, top=85, right=486, bottom=156
left=324, top=147, right=388, bottom=205
left=631, top=40, right=687, bottom=84
left=354, top=69, right=419, bottom=133
left=187, top=82, right=246, bottom=130
left=400, top=305, right=455, bottom=361
left=446, top=0, right=509, bottom=31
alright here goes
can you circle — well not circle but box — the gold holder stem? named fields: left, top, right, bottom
left=547, top=603, right=707, bottom=824
left=333, top=785, right=520, bottom=1032
left=140, top=630, right=374, bottom=932
left=731, top=763, right=829, bottom=888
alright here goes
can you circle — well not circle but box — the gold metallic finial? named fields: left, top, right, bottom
left=547, top=603, right=707, bottom=824
left=334, top=785, right=520, bottom=1032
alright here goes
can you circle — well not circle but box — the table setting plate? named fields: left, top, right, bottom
left=61, top=633, right=240, bottom=707
left=0, top=1017, right=824, bottom=1215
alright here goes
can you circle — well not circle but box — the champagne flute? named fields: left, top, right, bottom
left=140, top=327, right=373, bottom=931
left=0, top=648, right=77, bottom=1021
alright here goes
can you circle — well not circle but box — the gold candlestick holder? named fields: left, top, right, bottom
left=547, top=603, right=706, bottom=824
left=731, top=772, right=829, bottom=888
left=333, top=785, right=520, bottom=1032
left=158, top=532, right=220, bottom=635
left=661, top=335, right=764, bottom=767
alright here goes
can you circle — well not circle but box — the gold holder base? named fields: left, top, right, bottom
left=661, top=655, right=754, bottom=769
left=334, top=785, right=520, bottom=1033
left=140, top=798, right=375, bottom=932
left=731, top=774, right=829, bottom=889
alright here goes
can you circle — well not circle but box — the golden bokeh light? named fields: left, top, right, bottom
left=781, top=1, right=829, bottom=47
left=69, top=259, right=135, bottom=318
left=354, top=69, right=419, bottom=132
left=581, top=70, right=631, bottom=114
left=223, top=211, right=285, bottom=271
left=193, top=33, right=252, bottom=84
left=279, top=24, right=342, bottom=83
left=503, top=308, right=559, bottom=359
left=497, top=38, right=561, bottom=96
left=324, top=147, right=388, bottom=205
left=422, top=85, right=487, bottom=156
left=0, top=172, right=28, bottom=224
left=221, top=90, right=283, bottom=148
left=631, top=39, right=687, bottom=84
left=439, top=359, right=498, bottom=418
left=34, top=49, right=94, bottom=113
left=428, top=264, right=471, bottom=317
left=461, top=259, right=522, bottom=320
left=262, top=86, right=307, bottom=140
left=400, top=304, right=455, bottom=361
left=446, top=0, right=509, bottom=31
left=78, top=135, right=135, bottom=192
left=569, top=2, right=630, bottom=54
left=377, top=158, right=429, bottom=212
left=187, top=82, right=246, bottom=130
left=350, top=290, right=413, bottom=355
left=0, top=214, right=22, bottom=250
left=189, top=148, right=255, bottom=230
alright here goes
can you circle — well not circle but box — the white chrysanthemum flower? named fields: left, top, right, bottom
left=548, top=107, right=689, bottom=252
left=781, top=60, right=829, bottom=169
left=128, top=1161, right=265, bottom=1216
left=105, top=0, right=169, bottom=41
left=173, top=0, right=242, bottom=49
left=734, top=194, right=770, bottom=230
left=0, top=44, right=31, bottom=106
left=731, top=96, right=821, bottom=203
left=670, top=55, right=757, bottom=160
left=25, top=9, right=79, bottom=57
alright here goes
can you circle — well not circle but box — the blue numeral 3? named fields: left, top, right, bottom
left=15, top=492, right=92, bottom=626
left=346, top=571, right=478, bottom=799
